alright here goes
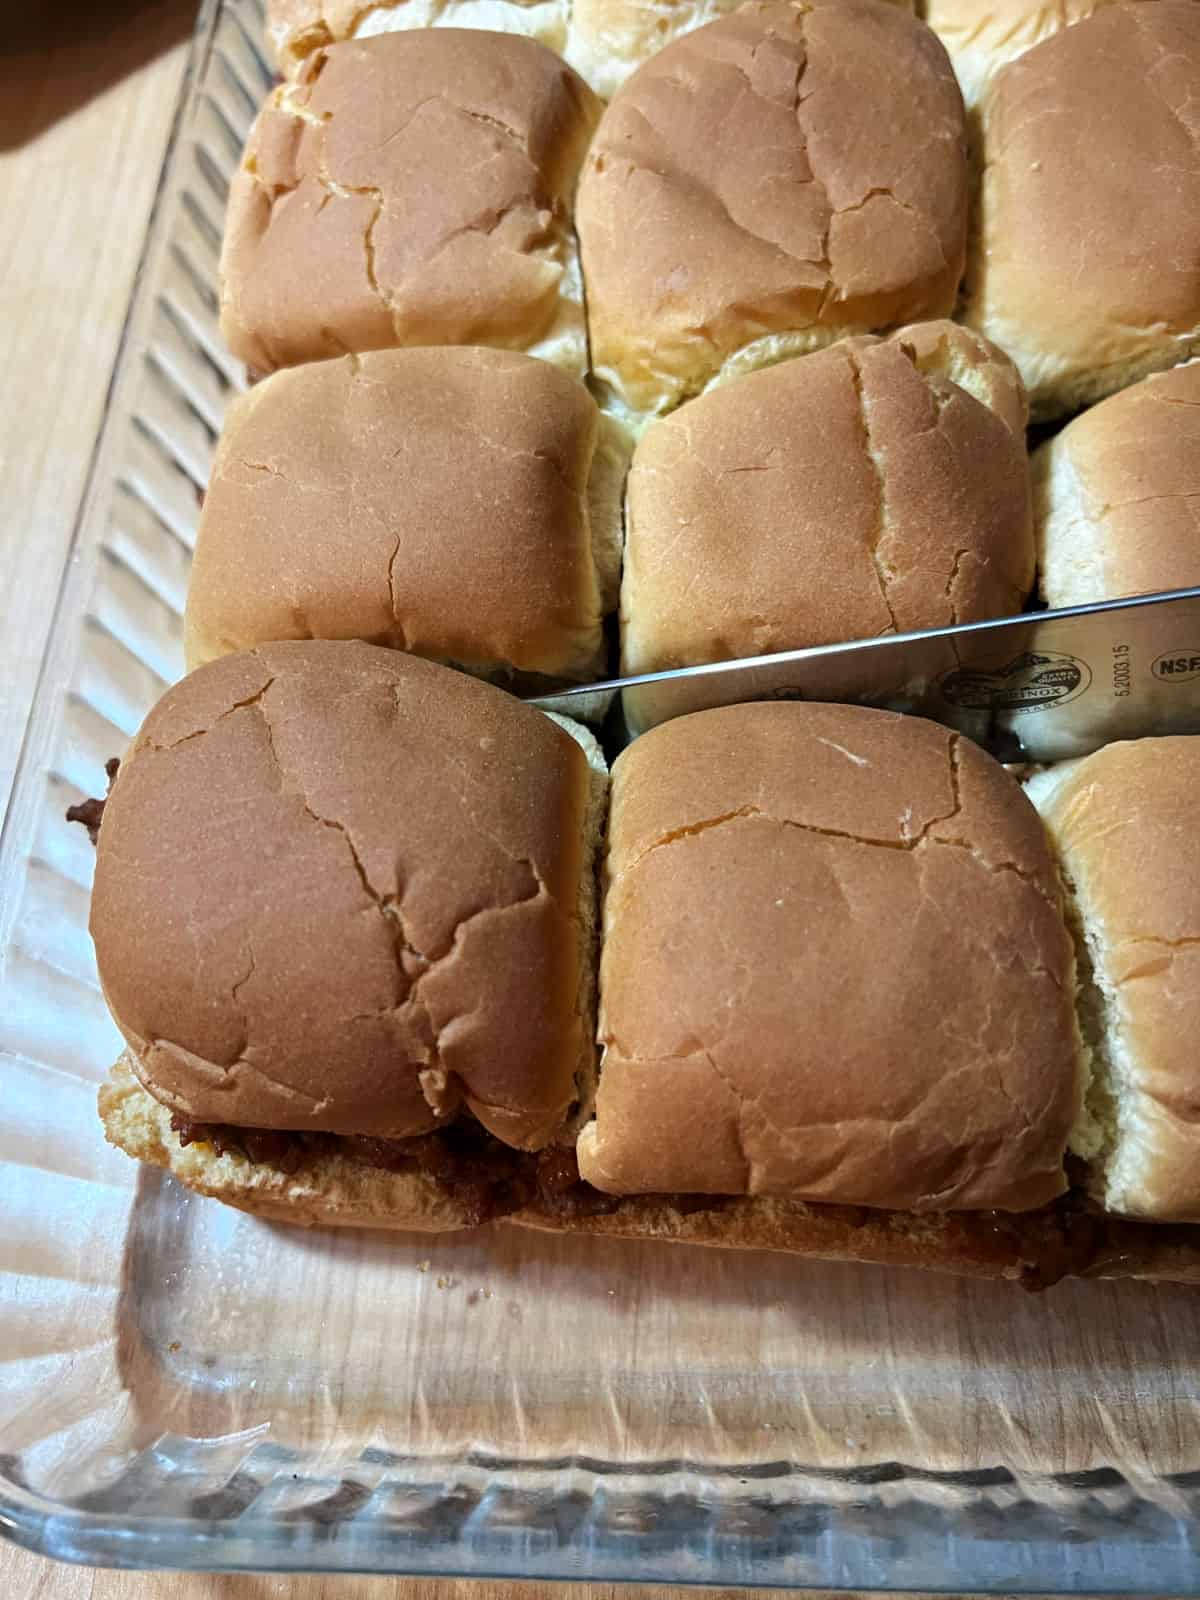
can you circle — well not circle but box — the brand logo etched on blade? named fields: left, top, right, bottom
left=937, top=651, right=1091, bottom=714
left=1151, top=650, right=1200, bottom=683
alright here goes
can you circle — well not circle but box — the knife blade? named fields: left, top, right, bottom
left=528, top=587, right=1200, bottom=761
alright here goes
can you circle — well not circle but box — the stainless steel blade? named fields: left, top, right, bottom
left=529, top=588, right=1200, bottom=760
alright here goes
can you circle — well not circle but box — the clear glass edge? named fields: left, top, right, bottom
left=5, top=1458, right=1200, bottom=1588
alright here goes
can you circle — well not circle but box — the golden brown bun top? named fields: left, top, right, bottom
left=967, top=1, right=1200, bottom=417
left=1034, top=738, right=1200, bottom=1221
left=220, top=31, right=600, bottom=372
left=621, top=323, right=1033, bottom=673
left=1037, top=360, right=1200, bottom=605
left=91, top=643, right=592, bottom=1150
left=577, top=0, right=968, bottom=418
left=582, top=703, right=1079, bottom=1211
left=185, top=347, right=610, bottom=680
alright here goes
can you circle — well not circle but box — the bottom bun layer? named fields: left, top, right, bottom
left=100, top=1057, right=473, bottom=1231
left=101, top=1059, right=1200, bottom=1286
left=508, top=1198, right=1200, bottom=1288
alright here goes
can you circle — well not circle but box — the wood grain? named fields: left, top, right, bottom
left=0, top=1562, right=1066, bottom=1600
left=0, top=1567, right=765, bottom=1600
left=0, top=1, right=191, bottom=808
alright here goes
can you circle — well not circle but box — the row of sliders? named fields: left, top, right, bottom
left=85, top=643, right=1200, bottom=1284
left=186, top=338, right=1200, bottom=695
left=225, top=1, right=1200, bottom=424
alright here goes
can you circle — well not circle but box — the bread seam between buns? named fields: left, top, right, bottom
left=1056, top=862, right=1121, bottom=1171
left=846, top=345, right=900, bottom=632
left=278, top=0, right=572, bottom=76
left=542, top=712, right=607, bottom=1134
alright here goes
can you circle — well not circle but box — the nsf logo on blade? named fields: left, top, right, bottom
left=1152, top=650, right=1200, bottom=683
left=937, top=651, right=1091, bottom=714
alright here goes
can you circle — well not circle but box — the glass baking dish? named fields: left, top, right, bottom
left=3, top=0, right=1200, bottom=1582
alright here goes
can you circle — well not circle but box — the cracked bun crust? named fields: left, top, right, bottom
left=1029, top=741, right=1200, bottom=1223
left=579, top=703, right=1082, bottom=1210
left=184, top=348, right=627, bottom=682
left=621, top=322, right=1032, bottom=676
left=219, top=32, right=601, bottom=375
left=965, top=2, right=1200, bottom=420
left=267, top=0, right=572, bottom=77
left=90, top=642, right=601, bottom=1151
left=576, top=0, right=968, bottom=422
left=1034, top=360, right=1200, bottom=609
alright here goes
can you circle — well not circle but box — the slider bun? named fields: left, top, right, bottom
left=580, top=703, right=1081, bottom=1211
left=220, top=32, right=600, bottom=375
left=965, top=2, right=1200, bottom=420
left=576, top=0, right=969, bottom=423
left=91, top=643, right=602, bottom=1151
left=1028, top=741, right=1200, bottom=1223
left=925, top=0, right=1116, bottom=107
left=564, top=0, right=914, bottom=102
left=621, top=323, right=1032, bottom=677
left=267, top=0, right=571, bottom=77
left=185, top=348, right=627, bottom=682
left=1035, top=360, right=1200, bottom=608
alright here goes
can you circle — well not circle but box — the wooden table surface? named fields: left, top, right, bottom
left=0, top=5, right=1146, bottom=1599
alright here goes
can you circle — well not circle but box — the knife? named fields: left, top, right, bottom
left=528, top=587, right=1200, bottom=762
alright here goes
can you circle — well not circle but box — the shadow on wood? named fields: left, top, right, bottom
left=0, top=0, right=197, bottom=150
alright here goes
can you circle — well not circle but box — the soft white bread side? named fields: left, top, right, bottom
left=576, top=0, right=968, bottom=425
left=543, top=710, right=610, bottom=1128
left=584, top=414, right=630, bottom=616
left=964, top=2, right=1200, bottom=420
left=895, top=317, right=1028, bottom=439
left=564, top=0, right=914, bottom=102
left=925, top=0, right=1117, bottom=107
left=267, top=0, right=571, bottom=76
left=1035, top=360, right=1200, bottom=609
left=220, top=33, right=601, bottom=376
left=1029, top=740, right=1200, bottom=1221
left=184, top=349, right=628, bottom=683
